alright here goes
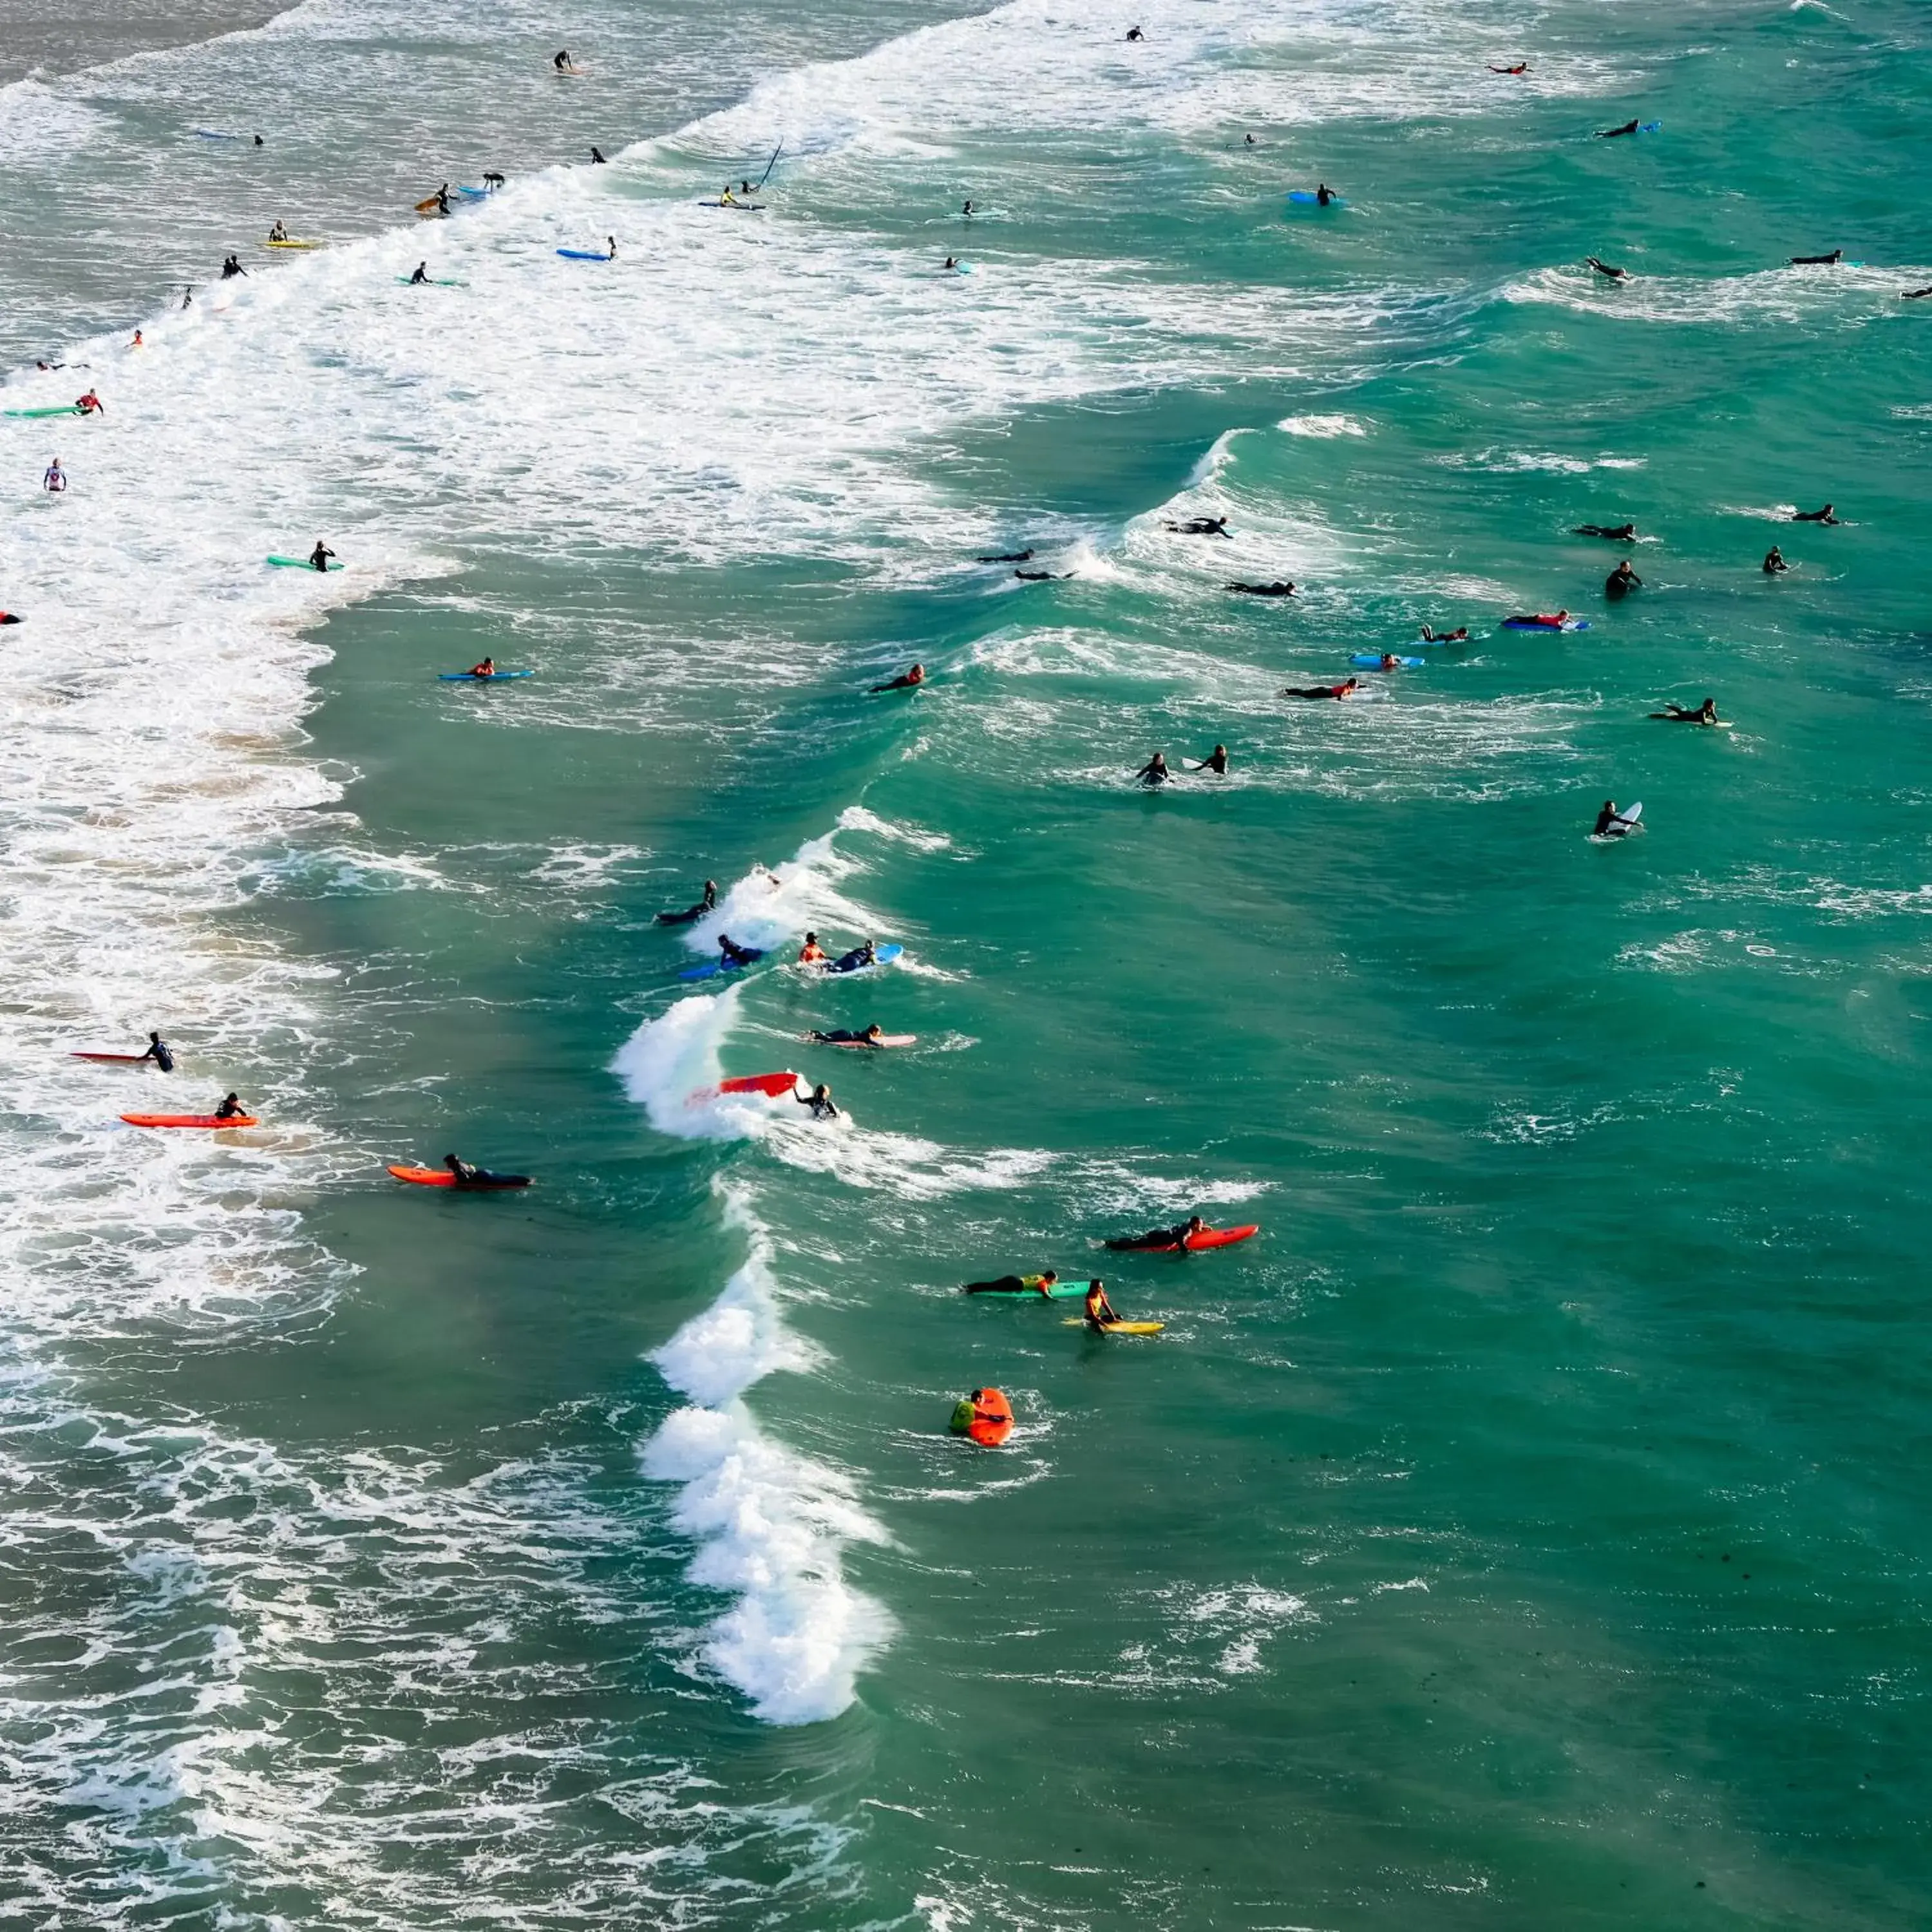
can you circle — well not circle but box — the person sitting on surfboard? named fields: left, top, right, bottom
left=797, top=932, right=826, bottom=965
left=808, top=1023, right=887, bottom=1046
left=828, top=941, right=876, bottom=974
left=269, top=221, right=289, bottom=242
left=717, top=934, right=761, bottom=968
left=870, top=663, right=925, bottom=692
left=1793, top=503, right=1839, bottom=524
left=1605, top=559, right=1642, bottom=600
left=795, top=1082, right=839, bottom=1121
left=1593, top=801, right=1635, bottom=837
left=1189, top=745, right=1229, bottom=774
left=1419, top=624, right=1469, bottom=642
left=139, top=1031, right=174, bottom=1073
left=719, top=184, right=740, bottom=206
left=75, top=390, right=103, bottom=416
left=1084, top=1281, right=1121, bottom=1331
left=467, top=658, right=495, bottom=677
left=1651, top=698, right=1721, bottom=725
left=1763, top=545, right=1789, bottom=574
left=213, top=1093, right=246, bottom=1121
left=963, top=1270, right=1060, bottom=1296
left=1136, top=752, right=1171, bottom=788
left=308, top=541, right=336, bottom=572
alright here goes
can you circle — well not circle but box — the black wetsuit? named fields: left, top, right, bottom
left=978, top=549, right=1033, bottom=563
left=140, top=1038, right=175, bottom=1073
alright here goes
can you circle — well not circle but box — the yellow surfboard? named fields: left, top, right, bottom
left=1063, top=1318, right=1165, bottom=1336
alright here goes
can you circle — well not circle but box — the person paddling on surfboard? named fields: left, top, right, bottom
left=1763, top=545, right=1789, bottom=574
left=444, top=1154, right=481, bottom=1183
left=1596, top=118, right=1642, bottom=138
left=1506, top=609, right=1571, bottom=629
left=1605, top=559, right=1642, bottom=600
left=1650, top=697, right=1721, bottom=725
left=828, top=941, right=877, bottom=974
left=1789, top=250, right=1842, bottom=267
left=1116, top=1215, right=1206, bottom=1250
left=978, top=547, right=1033, bottom=563
left=1227, top=580, right=1294, bottom=596
left=139, top=1031, right=175, bottom=1073
left=808, top=1023, right=887, bottom=1046
left=717, top=934, right=761, bottom=969
left=1575, top=522, right=1635, bottom=539
left=963, top=1270, right=1060, bottom=1296
left=1166, top=515, right=1231, bottom=537
left=656, top=880, right=717, bottom=925
left=1280, top=677, right=1359, bottom=699
left=869, top=663, right=925, bottom=692
left=1490, top=61, right=1528, bottom=74
left=1083, top=1281, right=1121, bottom=1331
left=1136, top=752, right=1171, bottom=788
left=308, top=541, right=336, bottom=573
left=1419, top=624, right=1469, bottom=642
left=213, top=1093, right=247, bottom=1121
left=795, top=1081, right=840, bottom=1121
left=1585, top=257, right=1627, bottom=281
left=1793, top=503, right=1839, bottom=524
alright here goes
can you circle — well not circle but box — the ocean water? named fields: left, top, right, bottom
left=2, top=0, right=1929, bottom=1925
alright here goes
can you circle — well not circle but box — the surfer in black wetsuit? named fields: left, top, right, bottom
left=1419, top=625, right=1469, bottom=641
left=1126, top=25, right=1144, bottom=40
left=1490, top=62, right=1529, bottom=75
left=717, top=934, right=761, bottom=968
left=1109, top=1215, right=1205, bottom=1250
left=961, top=199, right=975, bottom=216
left=1135, top=752, right=1171, bottom=788
left=1793, top=503, right=1839, bottom=524
left=139, top=1031, right=174, bottom=1072
left=869, top=663, right=925, bottom=692
left=308, top=542, right=336, bottom=572
left=435, top=184, right=451, bottom=214
left=1593, top=801, right=1633, bottom=837
left=444, top=1154, right=481, bottom=1182
left=1605, top=559, right=1642, bottom=600
left=808, top=1024, right=887, bottom=1046
left=590, top=147, right=607, bottom=164
left=1585, top=257, right=1628, bottom=281
left=963, top=1271, right=1059, bottom=1296
left=1904, top=287, right=1932, bottom=300
left=1575, top=522, right=1635, bottom=539
left=553, top=49, right=575, bottom=71
left=1762, top=546, right=1788, bottom=574
left=657, top=880, right=718, bottom=925
left=1790, top=249, right=1842, bottom=267
left=214, top=1093, right=246, bottom=1120
left=220, top=256, right=247, bottom=278
left=1167, top=515, right=1231, bottom=537
left=1015, top=568, right=1074, bottom=580
left=1596, top=118, right=1641, bottom=138
left=1189, top=745, right=1229, bottom=774
left=828, top=942, right=877, bottom=974
left=796, top=1082, right=840, bottom=1120
left=409, top=262, right=429, bottom=283
left=1316, top=183, right=1337, bottom=206
left=1649, top=698, right=1721, bottom=725
left=978, top=547, right=1033, bottom=563
left=943, top=256, right=960, bottom=270
left=1227, top=580, right=1294, bottom=596
left=1281, top=678, right=1359, bottom=699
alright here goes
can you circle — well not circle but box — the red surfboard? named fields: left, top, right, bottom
left=387, top=1164, right=531, bottom=1189
left=717, top=1072, right=802, bottom=1097
left=122, top=1113, right=258, bottom=1128
left=1105, top=1223, right=1260, bottom=1253
left=72, top=1052, right=150, bottom=1063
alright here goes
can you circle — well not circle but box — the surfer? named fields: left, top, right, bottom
left=1367, top=653, right=1405, bottom=672
left=483, top=171, right=506, bottom=189
left=138, top=1031, right=175, bottom=1073
left=1762, top=545, right=1789, bottom=574
left=1506, top=609, right=1571, bottom=629
left=435, top=184, right=451, bottom=215
left=717, top=934, right=761, bottom=969
left=1135, top=752, right=1171, bottom=788
left=74, top=390, right=103, bottom=416
left=444, top=1154, right=481, bottom=1182
left=1227, top=580, right=1295, bottom=596
left=943, top=256, right=960, bottom=270
left=553, top=50, right=575, bottom=71
left=963, top=1270, right=1059, bottom=1296
left=1596, top=118, right=1642, bottom=138
left=962, top=199, right=976, bottom=216
left=1592, top=800, right=1634, bottom=837
left=213, top=1093, right=247, bottom=1121
left=1793, top=504, right=1839, bottom=524
left=1189, top=745, right=1230, bottom=774
left=308, top=541, right=336, bottom=572
left=656, top=880, right=717, bottom=925
left=0, top=611, right=21, bottom=624
left=1111, top=1215, right=1206, bottom=1250
left=1904, top=286, right=1932, bottom=299
left=591, top=147, right=607, bottom=164
left=1280, top=678, right=1358, bottom=699
left=182, top=286, right=193, bottom=309
left=1166, top=515, right=1231, bottom=537
left=1015, top=568, right=1074, bottom=581
left=606, top=236, right=618, bottom=259
left=42, top=458, right=65, bottom=494
left=1650, top=697, right=1721, bottom=725
left=795, top=1082, right=840, bottom=1121
left=1605, top=559, right=1642, bottom=600
left=829, top=941, right=878, bottom=974
left=1789, top=249, right=1842, bottom=266
left=1490, top=61, right=1529, bottom=74
left=1316, top=182, right=1338, bottom=206
left=797, top=932, right=827, bottom=965
left=1126, top=25, right=1144, bottom=40
left=1585, top=257, right=1628, bottom=281
left=409, top=261, right=429, bottom=283
left=870, top=663, right=925, bottom=692
left=269, top=220, right=288, bottom=242
left=466, top=658, right=495, bottom=677
left=1083, top=1280, right=1121, bottom=1331
left=808, top=1024, right=888, bottom=1046
left=1574, top=522, right=1635, bottom=538
left=1419, top=625, right=1469, bottom=642
left=220, top=255, right=247, bottom=278
left=978, top=547, right=1033, bottom=563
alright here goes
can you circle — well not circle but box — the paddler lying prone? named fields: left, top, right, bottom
left=808, top=1023, right=889, bottom=1046
left=962, top=1269, right=1061, bottom=1296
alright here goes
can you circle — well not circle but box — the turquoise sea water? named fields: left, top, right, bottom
left=2, top=0, right=1929, bottom=1925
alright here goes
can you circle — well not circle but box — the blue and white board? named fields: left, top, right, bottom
left=1287, top=191, right=1346, bottom=206
left=439, top=668, right=534, bottom=681
left=822, top=942, right=904, bottom=976
left=1352, top=654, right=1425, bottom=668
left=681, top=950, right=766, bottom=981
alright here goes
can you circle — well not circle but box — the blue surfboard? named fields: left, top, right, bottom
left=820, top=942, right=904, bottom=976
left=556, top=248, right=612, bottom=261
left=681, top=949, right=766, bottom=981
left=439, top=668, right=534, bottom=681
left=1287, top=191, right=1346, bottom=206
left=1352, top=654, right=1425, bottom=668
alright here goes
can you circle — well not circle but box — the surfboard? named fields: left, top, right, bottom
left=1352, top=654, right=1425, bottom=668
left=1502, top=617, right=1591, bottom=632
left=438, top=669, right=533, bottom=680
left=397, top=278, right=466, bottom=286
left=1287, top=191, right=1346, bottom=205
left=122, top=1113, right=258, bottom=1128
left=556, top=249, right=612, bottom=260
left=4, top=405, right=82, bottom=418
left=717, top=1072, right=801, bottom=1097
left=387, top=1164, right=530, bottom=1188
left=681, top=950, right=764, bottom=981
left=699, top=201, right=764, bottom=209
left=813, top=1033, right=917, bottom=1048
left=951, top=1388, right=1013, bottom=1447
left=267, top=555, right=344, bottom=570
left=1063, top=1318, right=1166, bottom=1334
left=264, top=239, right=324, bottom=249
left=71, top=1051, right=151, bottom=1063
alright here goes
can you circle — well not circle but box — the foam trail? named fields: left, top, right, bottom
left=607, top=989, right=769, bottom=1141
left=641, top=1191, right=889, bottom=1725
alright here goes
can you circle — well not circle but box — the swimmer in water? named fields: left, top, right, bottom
left=308, top=541, right=336, bottom=572
left=1762, top=545, right=1789, bottom=574
left=1585, top=257, right=1628, bottom=280
left=1604, top=559, right=1642, bottom=600
left=1649, top=697, right=1721, bottom=725
left=1227, top=580, right=1295, bottom=596
left=1126, top=25, right=1144, bottom=40
left=42, top=458, right=65, bottom=493
left=1166, top=515, right=1231, bottom=538
left=1135, top=752, right=1171, bottom=788
left=1596, top=118, right=1642, bottom=138
left=1789, top=249, right=1842, bottom=267
left=869, top=663, right=925, bottom=692
left=1793, top=503, right=1839, bottom=524
left=1189, top=745, right=1229, bottom=774
left=1573, top=522, right=1636, bottom=539
left=1281, top=678, right=1359, bottom=700
left=1419, top=625, right=1470, bottom=642
left=796, top=1081, right=840, bottom=1121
